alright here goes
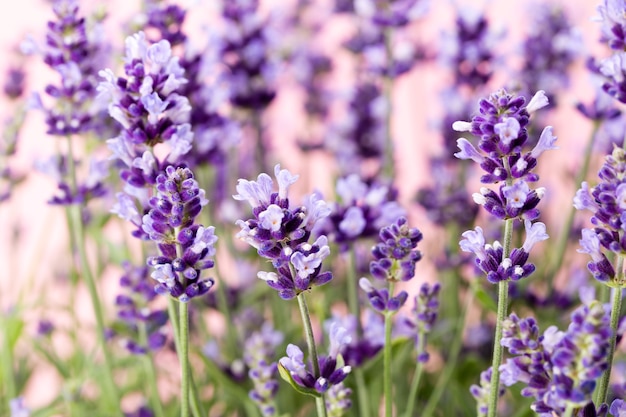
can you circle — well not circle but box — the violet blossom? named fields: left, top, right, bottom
left=233, top=164, right=333, bottom=299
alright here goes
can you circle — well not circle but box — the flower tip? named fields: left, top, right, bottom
left=452, top=120, right=472, bottom=132
left=526, top=90, right=549, bottom=113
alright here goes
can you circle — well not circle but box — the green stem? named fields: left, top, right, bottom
left=0, top=314, right=16, bottom=400
left=345, top=250, right=362, bottom=337
left=139, top=323, right=165, bottom=417
left=65, top=136, right=121, bottom=415
left=421, top=290, right=474, bottom=417
left=486, top=218, right=513, bottom=417
left=595, top=256, right=624, bottom=406
left=547, top=121, right=600, bottom=284
left=296, top=293, right=327, bottom=417
left=403, top=347, right=424, bottom=417
left=179, top=301, right=190, bottom=417
left=252, top=112, right=267, bottom=174
left=562, top=404, right=576, bottom=417
left=384, top=282, right=396, bottom=417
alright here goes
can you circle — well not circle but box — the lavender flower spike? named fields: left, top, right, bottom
left=234, top=165, right=333, bottom=299
left=279, top=323, right=352, bottom=394
left=144, top=166, right=217, bottom=302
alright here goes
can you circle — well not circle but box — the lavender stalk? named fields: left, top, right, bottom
left=297, top=293, right=328, bottom=417
left=595, top=260, right=624, bottom=406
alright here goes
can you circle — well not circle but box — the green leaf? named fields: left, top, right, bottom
left=471, top=283, right=497, bottom=312
left=277, top=362, right=321, bottom=398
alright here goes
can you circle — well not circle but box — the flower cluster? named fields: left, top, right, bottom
left=219, top=0, right=282, bottom=110
left=470, top=367, right=505, bottom=417
left=234, top=164, right=333, bottom=299
left=243, top=323, right=284, bottom=417
left=112, top=262, right=167, bottom=355
left=454, top=89, right=553, bottom=185
left=499, top=301, right=611, bottom=415
left=460, top=220, right=548, bottom=284
left=144, top=166, right=217, bottom=302
left=575, top=145, right=626, bottom=285
left=279, top=323, right=352, bottom=394
left=360, top=217, right=424, bottom=311
left=403, top=282, right=441, bottom=362
left=40, top=0, right=108, bottom=136
left=325, top=310, right=384, bottom=367
left=517, top=4, right=580, bottom=104
left=100, top=31, right=192, bottom=197
left=326, top=83, right=388, bottom=170
left=321, top=174, right=405, bottom=250
left=439, top=9, right=499, bottom=90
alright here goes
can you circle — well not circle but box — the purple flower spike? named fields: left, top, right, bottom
left=403, top=282, right=441, bottom=362
left=234, top=166, right=334, bottom=298
left=499, top=301, right=611, bottom=415
left=279, top=324, right=352, bottom=395
left=575, top=145, right=626, bottom=283
left=370, top=217, right=423, bottom=282
left=143, top=167, right=217, bottom=302
left=244, top=323, right=283, bottom=416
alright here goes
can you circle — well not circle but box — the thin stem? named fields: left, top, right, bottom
left=562, top=404, right=576, bottom=417
left=0, top=313, right=16, bottom=400
left=547, top=121, right=600, bottom=284
left=296, top=292, right=327, bottom=417
left=179, top=301, right=190, bottom=417
left=138, top=322, right=165, bottom=417
left=345, top=250, right=362, bottom=336
left=344, top=250, right=370, bottom=417
left=403, top=351, right=424, bottom=417
left=595, top=255, right=624, bottom=406
left=421, top=290, right=474, bottom=417
left=486, top=218, right=514, bottom=417
left=252, top=112, right=267, bottom=174
left=65, top=136, right=121, bottom=415
left=384, top=282, right=396, bottom=417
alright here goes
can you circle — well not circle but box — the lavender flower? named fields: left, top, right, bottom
left=326, top=83, right=387, bottom=170
left=460, top=220, right=548, bottom=283
left=9, top=397, right=30, bottom=417
left=453, top=89, right=553, bottom=185
left=279, top=323, right=352, bottom=394
left=516, top=4, right=580, bottom=104
left=113, top=262, right=167, bottom=354
left=219, top=0, right=282, bottom=110
left=124, top=405, right=153, bottom=417
left=439, top=9, right=500, bottom=90
left=321, top=174, right=405, bottom=250
left=100, top=31, right=192, bottom=201
left=595, top=0, right=626, bottom=51
left=326, top=382, right=352, bottom=417
left=369, top=217, right=423, bottom=282
left=4, top=67, right=25, bottom=99
left=499, top=301, right=611, bottom=415
left=144, top=166, right=217, bottom=302
left=143, top=2, right=187, bottom=46
left=40, top=0, right=109, bottom=136
left=234, top=165, right=333, bottom=299
left=610, top=399, right=626, bottom=416
left=574, top=145, right=626, bottom=284
left=470, top=367, right=504, bottom=417
left=243, top=323, right=284, bottom=416
left=325, top=310, right=384, bottom=367
left=403, top=282, right=440, bottom=362
left=360, top=218, right=424, bottom=313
